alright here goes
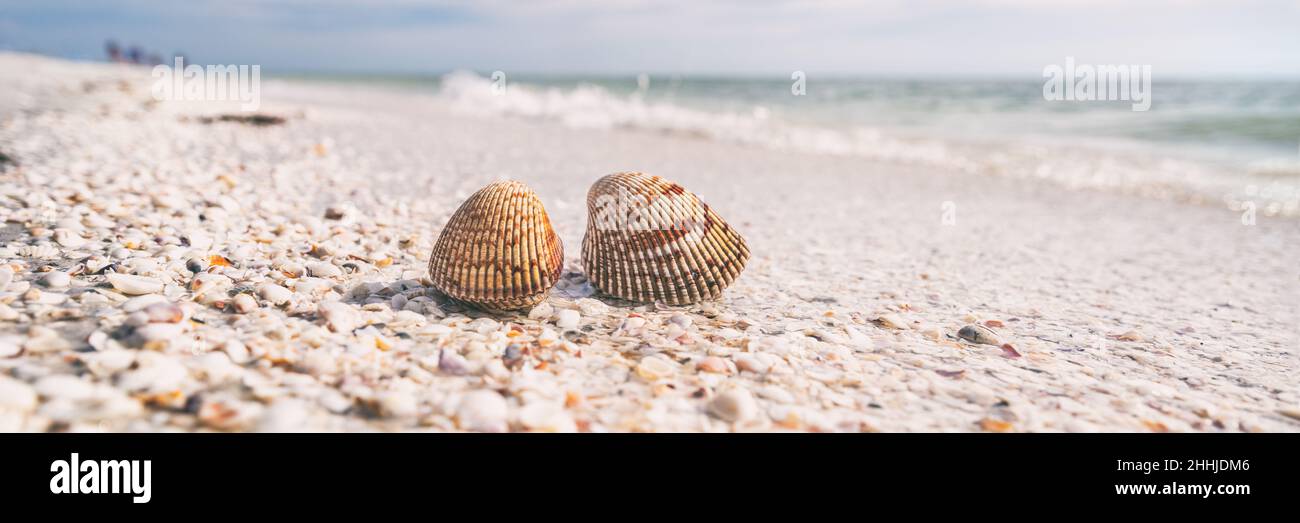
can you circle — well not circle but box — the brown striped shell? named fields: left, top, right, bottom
left=581, top=172, right=749, bottom=305
left=428, top=180, right=563, bottom=312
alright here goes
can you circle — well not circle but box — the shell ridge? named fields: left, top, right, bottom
left=581, top=172, right=747, bottom=305
left=429, top=180, right=561, bottom=311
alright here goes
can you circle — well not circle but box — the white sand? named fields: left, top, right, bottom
left=1, top=52, right=1297, bottom=432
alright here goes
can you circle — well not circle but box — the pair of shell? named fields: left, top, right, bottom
left=427, top=172, right=750, bottom=312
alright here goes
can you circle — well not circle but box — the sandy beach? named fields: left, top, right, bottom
left=1, top=52, right=1298, bottom=433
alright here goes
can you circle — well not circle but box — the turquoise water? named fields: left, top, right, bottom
left=284, top=72, right=1300, bottom=168
left=279, top=71, right=1300, bottom=214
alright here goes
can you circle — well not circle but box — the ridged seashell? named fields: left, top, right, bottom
left=427, top=180, right=563, bottom=312
left=581, top=172, right=749, bottom=305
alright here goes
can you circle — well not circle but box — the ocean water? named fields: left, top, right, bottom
left=289, top=71, right=1300, bottom=215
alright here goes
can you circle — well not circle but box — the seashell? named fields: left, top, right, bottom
left=957, top=324, right=1002, bottom=346
left=318, top=301, right=360, bottom=333
left=18, top=244, right=59, bottom=259
left=709, top=388, right=757, bottom=423
left=455, top=390, right=508, bottom=432
left=106, top=273, right=164, bottom=295
left=142, top=302, right=185, bottom=324
left=581, top=172, right=749, bottom=305
left=232, top=293, right=259, bottom=313
left=39, top=271, right=71, bottom=288
left=554, top=309, right=580, bottom=330
left=875, top=313, right=909, bottom=330
left=306, top=261, right=342, bottom=278
left=122, top=294, right=168, bottom=312
left=53, top=229, right=87, bottom=248
left=257, top=283, right=293, bottom=306
left=427, top=180, right=563, bottom=312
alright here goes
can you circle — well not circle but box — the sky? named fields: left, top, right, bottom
left=1, top=0, right=1298, bottom=77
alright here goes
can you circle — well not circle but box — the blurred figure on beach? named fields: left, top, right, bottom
left=104, top=39, right=172, bottom=66
left=104, top=40, right=122, bottom=62
left=125, top=45, right=142, bottom=64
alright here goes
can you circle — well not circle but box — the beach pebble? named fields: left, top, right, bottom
left=438, top=349, right=470, bottom=375
left=664, top=322, right=687, bottom=340
left=39, top=271, right=71, bottom=288
left=258, top=399, right=312, bottom=432
left=875, top=313, right=908, bottom=330
left=107, top=273, right=164, bottom=295
left=54, top=229, right=87, bottom=248
left=920, top=326, right=944, bottom=341
left=696, top=356, right=730, bottom=374
left=24, top=326, right=74, bottom=353
left=25, top=289, right=68, bottom=305
left=318, top=301, right=360, bottom=333
left=734, top=354, right=770, bottom=374
left=142, top=302, right=184, bottom=323
left=86, top=330, right=112, bottom=352
left=527, top=301, right=553, bottom=320
left=391, top=309, right=425, bottom=327
left=198, top=395, right=263, bottom=431
left=34, top=375, right=98, bottom=401
left=0, top=376, right=37, bottom=413
left=377, top=391, right=419, bottom=418
left=190, top=352, right=241, bottom=383
left=843, top=325, right=873, bottom=348
left=709, top=388, right=757, bottom=423
left=1113, top=330, right=1144, bottom=342
left=517, top=402, right=576, bottom=432
left=555, top=309, right=580, bottom=330
left=469, top=317, right=499, bottom=334
left=456, top=390, right=508, bottom=432
left=0, top=304, right=17, bottom=321
left=668, top=313, right=692, bottom=329
left=300, top=349, right=338, bottom=376
left=307, top=261, right=342, bottom=278
left=277, top=261, right=305, bottom=278
left=81, top=349, right=136, bottom=377
left=122, top=294, right=167, bottom=312
left=635, top=356, right=676, bottom=381
left=957, top=324, right=1002, bottom=346
left=223, top=339, right=252, bottom=364
left=294, top=277, right=333, bottom=297
left=132, top=323, right=184, bottom=347
left=258, top=283, right=293, bottom=306
left=318, top=390, right=353, bottom=414
left=190, top=273, right=232, bottom=299
left=575, top=298, right=608, bottom=316
left=324, top=206, right=347, bottom=220
left=118, top=353, right=188, bottom=393
left=0, top=267, right=13, bottom=288
left=615, top=316, right=647, bottom=335
left=0, top=335, right=21, bottom=358
left=232, top=293, right=259, bottom=313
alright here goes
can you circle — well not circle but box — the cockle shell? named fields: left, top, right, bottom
left=581, top=172, right=749, bottom=305
left=427, top=180, right=563, bottom=312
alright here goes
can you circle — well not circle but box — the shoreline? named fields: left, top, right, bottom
left=1, top=52, right=1298, bottom=432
